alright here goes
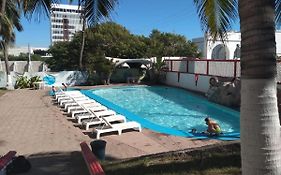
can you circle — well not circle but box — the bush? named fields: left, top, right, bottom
left=85, top=51, right=115, bottom=85
left=15, top=76, right=29, bottom=89
left=29, top=76, right=41, bottom=89
left=15, top=76, right=42, bottom=89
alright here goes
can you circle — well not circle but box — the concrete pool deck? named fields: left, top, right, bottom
left=0, top=88, right=221, bottom=174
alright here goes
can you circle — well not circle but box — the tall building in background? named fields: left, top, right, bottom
left=50, top=4, right=83, bottom=44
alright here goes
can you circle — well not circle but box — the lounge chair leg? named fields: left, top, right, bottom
left=96, top=133, right=100, bottom=139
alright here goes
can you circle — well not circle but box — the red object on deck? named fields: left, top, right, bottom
left=80, top=142, right=105, bottom=175
left=0, top=151, right=16, bottom=170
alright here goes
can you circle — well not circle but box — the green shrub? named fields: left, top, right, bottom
left=15, top=76, right=42, bottom=89
left=15, top=76, right=29, bottom=89
left=29, top=76, right=41, bottom=89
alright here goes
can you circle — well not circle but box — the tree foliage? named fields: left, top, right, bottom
left=33, top=49, right=48, bottom=56
left=74, top=22, right=149, bottom=59
left=5, top=53, right=44, bottom=61
left=46, top=41, right=79, bottom=71
left=147, top=29, right=200, bottom=58
left=0, top=0, right=23, bottom=78
left=47, top=22, right=200, bottom=71
left=149, top=57, right=167, bottom=83
left=84, top=49, right=115, bottom=85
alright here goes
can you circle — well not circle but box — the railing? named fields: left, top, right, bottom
left=164, top=58, right=281, bottom=82
left=164, top=58, right=240, bottom=78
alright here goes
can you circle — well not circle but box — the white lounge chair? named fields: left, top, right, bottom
left=59, top=96, right=89, bottom=107
left=72, top=105, right=108, bottom=119
left=57, top=93, right=85, bottom=103
left=55, top=91, right=81, bottom=100
left=66, top=101, right=101, bottom=113
left=75, top=104, right=126, bottom=129
left=80, top=107, right=126, bottom=130
left=83, top=114, right=126, bottom=130
left=64, top=99, right=97, bottom=111
left=93, top=120, right=141, bottom=139
left=75, top=109, right=115, bottom=123
left=53, top=91, right=82, bottom=104
left=57, top=94, right=83, bottom=103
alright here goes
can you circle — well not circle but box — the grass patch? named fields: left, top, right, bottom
left=102, top=142, right=241, bottom=175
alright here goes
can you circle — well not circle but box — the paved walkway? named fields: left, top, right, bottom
left=0, top=88, right=220, bottom=174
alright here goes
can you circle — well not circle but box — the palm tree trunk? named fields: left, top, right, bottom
left=79, top=14, right=86, bottom=70
left=239, top=0, right=281, bottom=174
left=1, top=0, right=6, bottom=33
left=1, top=42, right=10, bottom=79
left=106, top=72, right=112, bottom=85
left=1, top=0, right=11, bottom=88
left=1, top=0, right=6, bottom=13
left=1, top=0, right=10, bottom=79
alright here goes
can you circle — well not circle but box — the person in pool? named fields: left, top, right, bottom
left=204, top=117, right=222, bottom=135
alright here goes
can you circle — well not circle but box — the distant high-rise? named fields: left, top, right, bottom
left=50, top=4, right=83, bottom=44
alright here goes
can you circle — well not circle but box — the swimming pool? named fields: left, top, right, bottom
left=82, top=86, right=240, bottom=140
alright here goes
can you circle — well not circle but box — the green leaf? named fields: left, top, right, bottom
left=193, top=0, right=238, bottom=41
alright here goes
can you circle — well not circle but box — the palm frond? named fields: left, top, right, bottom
left=80, top=0, right=118, bottom=26
left=0, top=14, right=13, bottom=39
left=0, top=0, right=23, bottom=44
left=22, top=0, right=61, bottom=20
left=5, top=0, right=23, bottom=32
left=276, top=0, right=281, bottom=25
left=193, top=0, right=238, bottom=41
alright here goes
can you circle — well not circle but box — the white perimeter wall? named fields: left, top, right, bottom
left=193, top=31, right=281, bottom=58
left=276, top=32, right=281, bottom=56
left=165, top=72, right=211, bottom=93
left=165, top=61, right=281, bottom=93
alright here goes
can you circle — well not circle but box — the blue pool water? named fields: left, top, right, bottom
left=83, top=86, right=240, bottom=139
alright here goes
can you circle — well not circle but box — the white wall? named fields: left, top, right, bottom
left=277, top=62, right=281, bottom=83
left=204, top=32, right=241, bottom=60
left=8, top=47, right=34, bottom=56
left=275, top=31, right=281, bottom=56
left=0, top=71, right=6, bottom=87
left=208, top=61, right=238, bottom=77
left=193, top=31, right=281, bottom=59
left=191, top=37, right=206, bottom=58
left=208, top=32, right=241, bottom=60
left=0, top=61, right=45, bottom=74
left=166, top=59, right=239, bottom=77
left=165, top=72, right=211, bottom=93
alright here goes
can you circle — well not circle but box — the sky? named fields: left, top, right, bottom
left=15, top=0, right=239, bottom=48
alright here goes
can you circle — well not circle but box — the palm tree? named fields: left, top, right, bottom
left=0, top=0, right=23, bottom=86
left=0, top=0, right=59, bottom=87
left=1, top=0, right=118, bottom=73
left=1, top=0, right=11, bottom=78
left=193, top=0, right=281, bottom=174
left=150, top=57, right=167, bottom=83
left=23, top=0, right=118, bottom=70
left=76, top=0, right=118, bottom=70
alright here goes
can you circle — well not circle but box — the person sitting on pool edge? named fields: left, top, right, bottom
left=204, top=117, right=222, bottom=135
left=62, top=83, right=67, bottom=91
left=51, top=86, right=56, bottom=96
